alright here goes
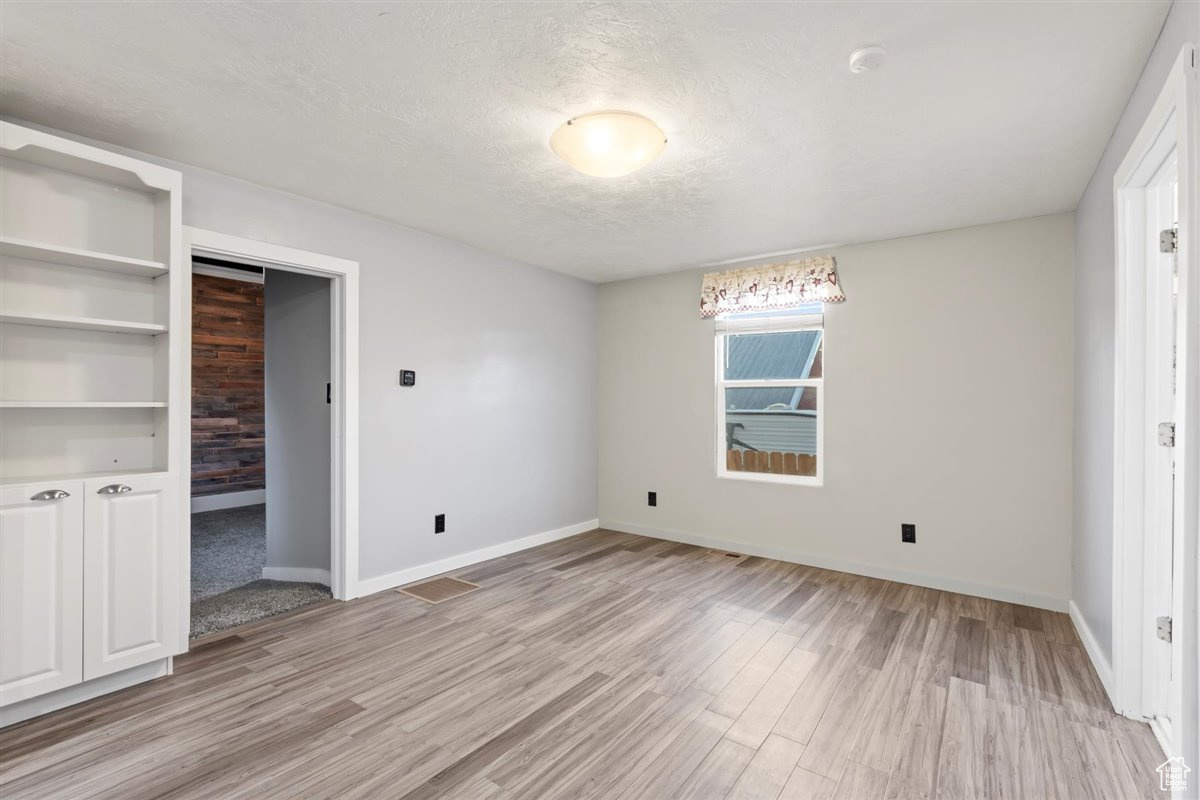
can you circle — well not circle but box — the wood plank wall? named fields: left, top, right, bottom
left=191, top=273, right=265, bottom=497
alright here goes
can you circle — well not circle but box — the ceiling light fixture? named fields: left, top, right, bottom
left=550, top=111, right=667, bottom=178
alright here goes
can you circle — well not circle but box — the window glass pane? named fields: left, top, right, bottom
left=724, top=388, right=818, bottom=477
left=724, top=330, right=823, bottom=381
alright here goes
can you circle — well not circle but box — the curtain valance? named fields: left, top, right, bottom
left=699, top=256, right=845, bottom=318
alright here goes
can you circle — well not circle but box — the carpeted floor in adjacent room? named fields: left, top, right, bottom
left=190, top=503, right=331, bottom=639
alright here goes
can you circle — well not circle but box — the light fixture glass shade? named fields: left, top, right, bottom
left=550, top=111, right=667, bottom=177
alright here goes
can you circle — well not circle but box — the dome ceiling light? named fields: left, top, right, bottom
left=550, top=111, right=667, bottom=178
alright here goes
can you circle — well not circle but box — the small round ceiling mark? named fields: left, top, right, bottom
left=849, top=45, right=887, bottom=74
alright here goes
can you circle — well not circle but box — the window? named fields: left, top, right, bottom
left=715, top=307, right=823, bottom=485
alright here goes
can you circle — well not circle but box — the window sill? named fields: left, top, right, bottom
left=716, top=470, right=822, bottom=487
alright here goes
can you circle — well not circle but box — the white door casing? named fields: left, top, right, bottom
left=83, top=473, right=179, bottom=680
left=0, top=483, right=83, bottom=705
left=1113, top=43, right=1198, bottom=771
left=1142, top=157, right=1179, bottom=737
left=183, top=227, right=360, bottom=618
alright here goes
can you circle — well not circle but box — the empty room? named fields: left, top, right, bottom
left=0, top=2, right=1196, bottom=799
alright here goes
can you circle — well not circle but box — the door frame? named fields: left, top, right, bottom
left=1112, top=44, right=1198, bottom=768
left=180, top=227, right=360, bottom=630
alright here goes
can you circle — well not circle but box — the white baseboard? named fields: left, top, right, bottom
left=191, top=489, right=265, bottom=513
left=0, top=659, right=170, bottom=728
left=262, top=566, right=331, bottom=585
left=1069, top=600, right=1116, bottom=710
left=354, top=518, right=599, bottom=598
left=600, top=519, right=1069, bottom=612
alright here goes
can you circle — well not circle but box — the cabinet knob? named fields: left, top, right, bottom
left=30, top=489, right=71, bottom=501
left=96, top=484, right=133, bottom=495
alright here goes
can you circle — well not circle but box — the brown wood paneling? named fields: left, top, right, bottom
left=191, top=274, right=265, bottom=497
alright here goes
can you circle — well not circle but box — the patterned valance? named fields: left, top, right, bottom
left=699, top=256, right=845, bottom=318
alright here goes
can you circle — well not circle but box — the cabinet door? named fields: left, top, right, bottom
left=0, top=483, right=84, bottom=705
left=83, top=474, right=179, bottom=680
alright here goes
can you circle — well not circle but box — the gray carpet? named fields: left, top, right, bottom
left=190, top=579, right=332, bottom=639
left=190, top=503, right=331, bottom=638
left=192, top=504, right=268, bottom=601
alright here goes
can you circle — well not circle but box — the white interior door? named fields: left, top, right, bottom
left=0, top=482, right=83, bottom=705
left=1142, top=156, right=1179, bottom=747
left=83, top=473, right=179, bottom=680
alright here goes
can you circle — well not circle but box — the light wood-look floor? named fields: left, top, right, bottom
left=0, top=530, right=1168, bottom=799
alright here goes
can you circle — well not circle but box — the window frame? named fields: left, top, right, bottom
left=714, top=312, right=824, bottom=487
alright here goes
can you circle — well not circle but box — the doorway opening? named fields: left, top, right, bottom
left=181, top=228, right=360, bottom=642
left=188, top=256, right=334, bottom=638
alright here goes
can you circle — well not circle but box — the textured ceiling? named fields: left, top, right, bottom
left=0, top=1, right=1169, bottom=282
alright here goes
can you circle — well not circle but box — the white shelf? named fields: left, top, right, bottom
left=0, top=311, right=165, bottom=336
left=0, top=238, right=167, bottom=277
left=0, top=401, right=166, bottom=409
left=0, top=467, right=168, bottom=488
left=0, top=311, right=165, bottom=335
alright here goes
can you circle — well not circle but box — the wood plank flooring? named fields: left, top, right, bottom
left=0, top=529, right=1168, bottom=799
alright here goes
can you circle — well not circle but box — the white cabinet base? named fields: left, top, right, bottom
left=0, top=658, right=169, bottom=728
left=0, top=484, right=83, bottom=705
left=84, top=473, right=179, bottom=680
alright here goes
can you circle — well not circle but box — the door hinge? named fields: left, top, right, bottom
left=1157, top=616, right=1173, bottom=643
left=1158, top=422, right=1175, bottom=447
left=1160, top=227, right=1178, bottom=254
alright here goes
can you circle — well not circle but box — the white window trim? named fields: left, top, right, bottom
left=714, top=315, right=824, bottom=487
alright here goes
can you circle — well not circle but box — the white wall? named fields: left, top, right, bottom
left=264, top=269, right=331, bottom=576
left=1072, top=1, right=1199, bottom=663
left=11, top=121, right=599, bottom=591
left=599, top=214, right=1075, bottom=609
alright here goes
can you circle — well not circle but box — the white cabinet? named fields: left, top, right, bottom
left=0, top=483, right=83, bottom=705
left=0, top=475, right=178, bottom=705
left=83, top=474, right=178, bottom=680
left=0, top=122, right=187, bottom=715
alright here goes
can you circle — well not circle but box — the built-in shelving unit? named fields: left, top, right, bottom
left=0, top=123, right=187, bottom=718
left=0, top=121, right=183, bottom=486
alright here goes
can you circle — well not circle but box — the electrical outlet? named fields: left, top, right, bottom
left=901, top=523, right=916, bottom=543
left=648, top=491, right=657, bottom=507
left=434, top=513, right=445, bottom=534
